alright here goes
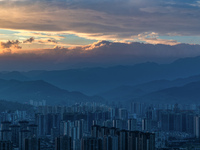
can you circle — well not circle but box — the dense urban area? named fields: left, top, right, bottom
left=0, top=100, right=200, bottom=150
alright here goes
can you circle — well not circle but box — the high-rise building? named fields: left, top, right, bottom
left=0, top=129, right=12, bottom=141
left=0, top=121, right=11, bottom=141
left=113, top=119, right=123, bottom=130
left=72, top=139, right=80, bottom=150
left=35, top=113, right=47, bottom=136
left=131, top=102, right=145, bottom=116
left=89, top=125, right=155, bottom=150
left=100, top=126, right=109, bottom=137
left=119, top=108, right=128, bottom=120
left=60, top=121, right=66, bottom=136
left=55, top=136, right=72, bottom=150
left=1, top=121, right=11, bottom=130
left=77, top=119, right=86, bottom=139
left=186, top=113, right=194, bottom=134
left=145, top=133, right=155, bottom=150
left=46, top=113, right=61, bottom=135
left=128, top=119, right=137, bottom=131
left=81, top=137, right=103, bottom=150
left=19, top=130, right=31, bottom=150
left=91, top=125, right=101, bottom=138
left=0, top=141, right=13, bottom=150
left=128, top=131, right=155, bottom=150
left=160, top=110, right=195, bottom=134
left=10, top=124, right=20, bottom=148
left=146, top=107, right=157, bottom=121
left=142, top=118, right=152, bottom=132
left=28, top=124, right=38, bottom=138
left=103, top=120, right=113, bottom=128
left=174, top=113, right=182, bottom=132
left=160, top=112, right=169, bottom=131
left=194, top=116, right=200, bottom=138
left=19, top=120, right=29, bottom=130
left=118, top=130, right=128, bottom=150
left=24, top=136, right=40, bottom=150
left=103, top=135, right=118, bottom=150
left=51, top=127, right=59, bottom=142
left=71, top=127, right=79, bottom=140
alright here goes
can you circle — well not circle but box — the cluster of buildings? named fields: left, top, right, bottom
left=56, top=125, right=155, bottom=150
left=1, top=101, right=200, bottom=149
left=0, top=120, right=39, bottom=150
left=0, top=102, right=155, bottom=150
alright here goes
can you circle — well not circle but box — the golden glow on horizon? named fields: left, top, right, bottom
left=0, top=28, right=181, bottom=53
left=0, top=3, right=184, bottom=48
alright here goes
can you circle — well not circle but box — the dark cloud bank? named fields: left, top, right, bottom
left=1, top=41, right=200, bottom=71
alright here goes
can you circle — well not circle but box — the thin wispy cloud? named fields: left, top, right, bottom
left=38, top=39, right=57, bottom=44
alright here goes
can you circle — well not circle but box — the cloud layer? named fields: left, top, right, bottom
left=0, top=0, right=199, bottom=70
left=0, top=41, right=200, bottom=70
left=0, top=0, right=200, bottom=42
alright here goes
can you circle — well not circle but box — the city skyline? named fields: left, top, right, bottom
left=1, top=1, right=200, bottom=150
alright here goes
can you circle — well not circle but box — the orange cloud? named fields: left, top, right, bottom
left=0, top=41, right=200, bottom=70
left=137, top=32, right=179, bottom=46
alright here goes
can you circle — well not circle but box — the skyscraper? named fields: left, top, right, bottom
left=0, top=141, right=13, bottom=150
left=35, top=113, right=47, bottom=136
left=10, top=124, right=20, bottom=148
left=128, top=119, right=137, bottom=131
left=28, top=124, right=38, bottom=138
left=142, top=118, right=152, bottom=132
left=55, top=136, right=72, bottom=150
left=19, top=130, right=31, bottom=150
left=24, top=136, right=40, bottom=150
left=0, top=121, right=11, bottom=141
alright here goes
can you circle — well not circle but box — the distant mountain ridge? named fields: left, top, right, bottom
left=135, top=80, right=200, bottom=104
left=100, top=74, right=200, bottom=101
left=22, top=55, right=200, bottom=95
left=0, top=100, right=33, bottom=112
left=0, top=79, right=103, bottom=105
left=0, top=71, right=29, bottom=81
left=1, top=55, right=200, bottom=104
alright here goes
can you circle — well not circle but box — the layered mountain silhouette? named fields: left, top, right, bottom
left=100, top=74, right=200, bottom=101
left=1, top=56, right=200, bottom=104
left=0, top=71, right=29, bottom=81
left=0, top=79, right=103, bottom=105
left=22, top=56, right=200, bottom=95
left=135, top=81, right=200, bottom=104
left=0, top=100, right=33, bottom=112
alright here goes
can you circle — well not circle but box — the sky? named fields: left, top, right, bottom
left=0, top=0, right=200, bottom=70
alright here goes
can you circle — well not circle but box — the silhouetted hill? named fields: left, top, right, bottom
left=19, top=56, right=200, bottom=95
left=0, top=100, right=33, bottom=112
left=134, top=81, right=200, bottom=104
left=0, top=71, right=29, bottom=81
left=2, top=56, right=200, bottom=95
left=100, top=74, right=200, bottom=101
left=0, top=79, right=103, bottom=105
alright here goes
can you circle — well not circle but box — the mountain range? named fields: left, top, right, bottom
left=23, top=56, right=200, bottom=95
left=1, top=56, right=200, bottom=105
left=0, top=79, right=103, bottom=105
left=135, top=81, right=200, bottom=104
left=100, top=74, right=200, bottom=102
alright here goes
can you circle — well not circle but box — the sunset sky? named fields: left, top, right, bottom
left=0, top=0, right=200, bottom=70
